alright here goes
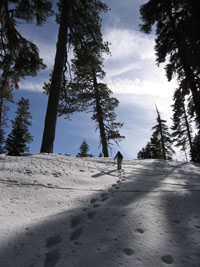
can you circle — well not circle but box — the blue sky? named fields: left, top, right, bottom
left=6, top=0, right=178, bottom=159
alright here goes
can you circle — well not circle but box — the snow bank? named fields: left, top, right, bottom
left=0, top=154, right=200, bottom=266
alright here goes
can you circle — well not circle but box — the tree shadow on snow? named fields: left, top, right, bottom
left=92, top=169, right=117, bottom=178
left=0, top=159, right=200, bottom=267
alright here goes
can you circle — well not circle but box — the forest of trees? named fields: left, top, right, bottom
left=137, top=0, right=200, bottom=162
left=1, top=0, right=200, bottom=161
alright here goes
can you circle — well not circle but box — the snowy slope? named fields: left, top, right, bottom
left=0, top=154, right=200, bottom=267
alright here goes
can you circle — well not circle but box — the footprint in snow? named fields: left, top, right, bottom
left=194, top=224, right=200, bottom=229
left=87, top=210, right=96, bottom=219
left=101, top=196, right=108, bottom=202
left=90, top=198, right=98, bottom=204
left=93, top=203, right=100, bottom=208
left=70, top=227, right=83, bottom=240
left=161, top=255, right=174, bottom=264
left=172, top=219, right=181, bottom=224
left=122, top=248, right=135, bottom=256
left=70, top=215, right=84, bottom=228
left=44, top=249, right=60, bottom=267
left=101, top=193, right=109, bottom=202
left=135, top=228, right=144, bottom=234
left=25, top=169, right=32, bottom=175
left=108, top=188, right=114, bottom=192
left=54, top=173, right=62, bottom=177
left=46, top=235, right=62, bottom=248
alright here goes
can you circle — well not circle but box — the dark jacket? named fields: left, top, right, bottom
left=114, top=151, right=123, bottom=160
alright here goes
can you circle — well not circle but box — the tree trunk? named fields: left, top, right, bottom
left=159, top=124, right=166, bottom=160
left=92, top=69, right=109, bottom=157
left=156, top=107, right=166, bottom=160
left=183, top=104, right=193, bottom=161
left=179, top=49, right=200, bottom=128
left=40, top=0, right=71, bottom=153
left=0, top=95, right=3, bottom=131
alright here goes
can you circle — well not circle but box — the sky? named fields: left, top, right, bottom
left=6, top=0, right=179, bottom=159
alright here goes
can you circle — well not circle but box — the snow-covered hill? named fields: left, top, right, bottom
left=0, top=154, right=200, bottom=267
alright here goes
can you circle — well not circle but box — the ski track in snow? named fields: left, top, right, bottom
left=0, top=154, right=200, bottom=267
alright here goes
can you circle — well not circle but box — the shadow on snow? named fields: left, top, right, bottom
left=0, top=159, right=200, bottom=267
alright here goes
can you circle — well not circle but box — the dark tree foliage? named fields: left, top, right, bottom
left=192, top=132, right=200, bottom=163
left=76, top=140, right=93, bottom=157
left=137, top=142, right=152, bottom=159
left=137, top=107, right=174, bottom=160
left=5, top=97, right=33, bottom=156
left=0, top=0, right=53, bottom=91
left=0, top=0, right=53, bottom=145
left=90, top=82, right=125, bottom=154
left=0, top=128, right=6, bottom=154
left=55, top=5, right=124, bottom=157
left=171, top=88, right=193, bottom=161
left=140, top=0, right=200, bottom=128
left=154, top=107, right=174, bottom=160
left=41, top=0, right=109, bottom=153
left=0, top=89, right=12, bottom=153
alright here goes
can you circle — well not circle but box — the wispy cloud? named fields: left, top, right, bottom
left=104, top=27, right=155, bottom=61
left=19, top=80, right=44, bottom=93
left=102, top=26, right=177, bottom=123
left=37, top=42, right=56, bottom=69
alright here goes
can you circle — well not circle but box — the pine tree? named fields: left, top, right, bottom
left=140, top=0, right=200, bottom=128
left=91, top=82, right=125, bottom=154
left=0, top=86, right=13, bottom=153
left=137, top=142, right=152, bottom=159
left=192, top=132, right=200, bottom=163
left=57, top=12, right=124, bottom=157
left=171, top=88, right=193, bottom=161
left=153, top=107, right=174, bottom=160
left=137, top=107, right=174, bottom=160
left=40, top=0, right=109, bottom=153
left=1, top=1, right=53, bottom=148
left=76, top=140, right=92, bottom=157
left=0, top=0, right=53, bottom=91
left=5, top=97, right=33, bottom=156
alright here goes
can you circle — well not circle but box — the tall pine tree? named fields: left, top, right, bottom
left=137, top=107, right=174, bottom=160
left=171, top=88, right=193, bottom=161
left=41, top=0, right=124, bottom=156
left=0, top=88, right=13, bottom=153
left=140, top=0, right=200, bottom=128
left=40, top=0, right=109, bottom=153
left=67, top=43, right=124, bottom=156
left=0, top=0, right=53, bottom=90
left=191, top=132, right=200, bottom=163
left=5, top=97, right=33, bottom=156
left=1, top=0, right=53, bottom=147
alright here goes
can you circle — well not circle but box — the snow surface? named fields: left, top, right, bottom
left=0, top=154, right=200, bottom=267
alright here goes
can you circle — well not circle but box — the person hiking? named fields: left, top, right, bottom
left=114, top=151, right=123, bottom=170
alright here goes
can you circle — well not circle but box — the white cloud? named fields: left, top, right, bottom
left=19, top=80, right=44, bottom=93
left=105, top=62, right=143, bottom=78
left=38, top=42, right=56, bottom=69
left=104, top=27, right=155, bottom=61
left=102, top=27, right=178, bottom=123
left=107, top=76, right=176, bottom=98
